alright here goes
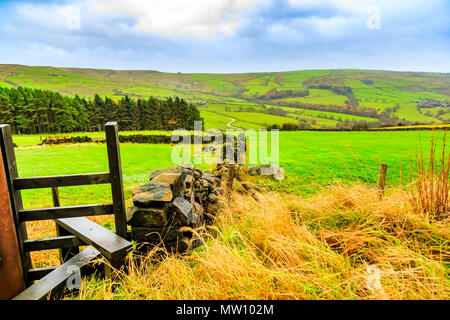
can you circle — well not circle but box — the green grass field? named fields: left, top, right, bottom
left=3, top=64, right=449, bottom=300
left=1, top=65, right=449, bottom=130
left=13, top=130, right=447, bottom=209
left=11, top=129, right=449, bottom=300
left=281, top=106, right=378, bottom=122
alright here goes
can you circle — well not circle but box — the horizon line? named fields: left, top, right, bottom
left=2, top=64, right=449, bottom=75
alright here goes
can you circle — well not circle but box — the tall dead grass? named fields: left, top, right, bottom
left=76, top=184, right=449, bottom=300
left=409, top=133, right=449, bottom=220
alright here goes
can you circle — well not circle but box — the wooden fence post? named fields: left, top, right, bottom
left=0, top=124, right=31, bottom=285
left=52, top=187, right=79, bottom=263
left=0, top=149, right=25, bottom=299
left=105, top=122, right=127, bottom=239
left=226, top=164, right=236, bottom=194
left=377, top=163, right=388, bottom=198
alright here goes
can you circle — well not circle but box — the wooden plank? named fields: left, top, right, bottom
left=28, top=267, right=57, bottom=281
left=51, top=187, right=61, bottom=207
left=0, top=147, right=25, bottom=299
left=14, top=172, right=111, bottom=190
left=0, top=124, right=31, bottom=285
left=56, top=226, right=80, bottom=263
left=56, top=217, right=132, bottom=260
left=23, top=235, right=83, bottom=252
left=13, top=247, right=101, bottom=300
left=52, top=187, right=80, bottom=262
left=105, top=122, right=127, bottom=239
left=19, top=204, right=114, bottom=222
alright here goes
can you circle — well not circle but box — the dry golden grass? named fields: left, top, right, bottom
left=409, top=134, right=449, bottom=220
left=74, top=183, right=449, bottom=300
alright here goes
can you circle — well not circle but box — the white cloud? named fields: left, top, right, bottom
left=14, top=2, right=85, bottom=31
left=89, top=0, right=264, bottom=39
left=288, top=0, right=447, bottom=17
left=288, top=0, right=370, bottom=14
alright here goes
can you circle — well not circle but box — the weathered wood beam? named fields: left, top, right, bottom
left=105, top=122, right=127, bottom=239
left=13, top=172, right=111, bottom=190
left=18, top=204, right=114, bottom=221
left=13, top=247, right=101, bottom=300
left=27, top=267, right=57, bottom=281
left=56, top=217, right=132, bottom=260
left=23, top=235, right=84, bottom=252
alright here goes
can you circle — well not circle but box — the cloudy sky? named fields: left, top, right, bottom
left=0, top=0, right=448, bottom=73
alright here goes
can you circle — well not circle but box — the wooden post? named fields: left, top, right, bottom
left=226, top=164, right=236, bottom=194
left=51, top=187, right=61, bottom=207
left=0, top=149, right=25, bottom=299
left=377, top=163, right=388, bottom=198
left=105, top=122, right=127, bottom=239
left=0, top=124, right=31, bottom=285
left=52, top=187, right=79, bottom=263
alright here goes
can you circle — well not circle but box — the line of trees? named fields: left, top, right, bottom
left=307, top=85, right=354, bottom=97
left=0, top=87, right=202, bottom=134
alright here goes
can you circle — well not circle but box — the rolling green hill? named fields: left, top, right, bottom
left=1, top=64, right=448, bottom=129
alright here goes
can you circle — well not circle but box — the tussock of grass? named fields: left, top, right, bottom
left=409, top=134, right=449, bottom=220
left=75, top=184, right=449, bottom=300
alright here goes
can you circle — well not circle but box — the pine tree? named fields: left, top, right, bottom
left=0, top=87, right=202, bottom=133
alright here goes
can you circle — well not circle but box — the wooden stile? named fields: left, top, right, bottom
left=0, top=122, right=131, bottom=299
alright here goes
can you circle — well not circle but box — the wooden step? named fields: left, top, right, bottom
left=23, top=235, right=84, bottom=252
left=28, top=267, right=57, bottom=281
left=13, top=247, right=100, bottom=300
left=55, top=217, right=132, bottom=260
left=19, top=204, right=114, bottom=221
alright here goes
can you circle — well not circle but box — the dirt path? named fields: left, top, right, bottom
left=227, top=118, right=241, bottom=129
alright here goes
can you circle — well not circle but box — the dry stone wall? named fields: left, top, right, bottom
left=127, top=164, right=223, bottom=253
left=128, top=162, right=285, bottom=253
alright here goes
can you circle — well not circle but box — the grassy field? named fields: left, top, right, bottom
left=1, top=65, right=449, bottom=129
left=13, top=130, right=447, bottom=208
left=75, top=185, right=449, bottom=300
left=281, top=107, right=378, bottom=122
left=3, top=64, right=449, bottom=300
left=11, top=129, right=449, bottom=299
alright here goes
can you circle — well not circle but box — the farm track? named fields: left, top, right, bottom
left=226, top=118, right=241, bottom=129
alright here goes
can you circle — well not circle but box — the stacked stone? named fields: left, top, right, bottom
left=40, top=136, right=93, bottom=145
left=127, top=165, right=221, bottom=253
left=248, top=164, right=285, bottom=181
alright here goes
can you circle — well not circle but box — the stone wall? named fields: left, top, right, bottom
left=127, top=163, right=284, bottom=253
left=127, top=164, right=223, bottom=253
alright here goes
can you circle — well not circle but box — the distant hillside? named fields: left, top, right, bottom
left=0, top=64, right=449, bottom=129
